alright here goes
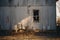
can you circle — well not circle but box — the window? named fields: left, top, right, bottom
left=33, top=10, right=39, bottom=22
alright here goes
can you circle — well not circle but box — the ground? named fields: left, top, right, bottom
left=0, top=30, right=60, bottom=40
left=0, top=34, right=60, bottom=40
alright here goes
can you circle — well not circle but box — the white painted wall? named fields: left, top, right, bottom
left=0, top=0, right=56, bottom=30
left=28, top=6, right=56, bottom=30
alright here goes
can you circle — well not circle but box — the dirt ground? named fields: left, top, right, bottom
left=0, top=32, right=60, bottom=40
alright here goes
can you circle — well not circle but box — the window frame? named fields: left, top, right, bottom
left=33, top=9, right=39, bottom=22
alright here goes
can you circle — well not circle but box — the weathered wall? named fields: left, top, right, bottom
left=0, top=0, right=56, bottom=30
left=28, top=6, right=56, bottom=30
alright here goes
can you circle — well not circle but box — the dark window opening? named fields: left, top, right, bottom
left=33, top=10, right=39, bottom=22
left=33, top=10, right=39, bottom=16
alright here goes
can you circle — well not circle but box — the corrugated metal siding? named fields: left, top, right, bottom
left=0, top=0, right=56, bottom=6
left=28, top=6, right=56, bottom=30
left=0, top=0, right=56, bottom=30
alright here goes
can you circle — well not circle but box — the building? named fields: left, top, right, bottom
left=0, top=0, right=56, bottom=31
